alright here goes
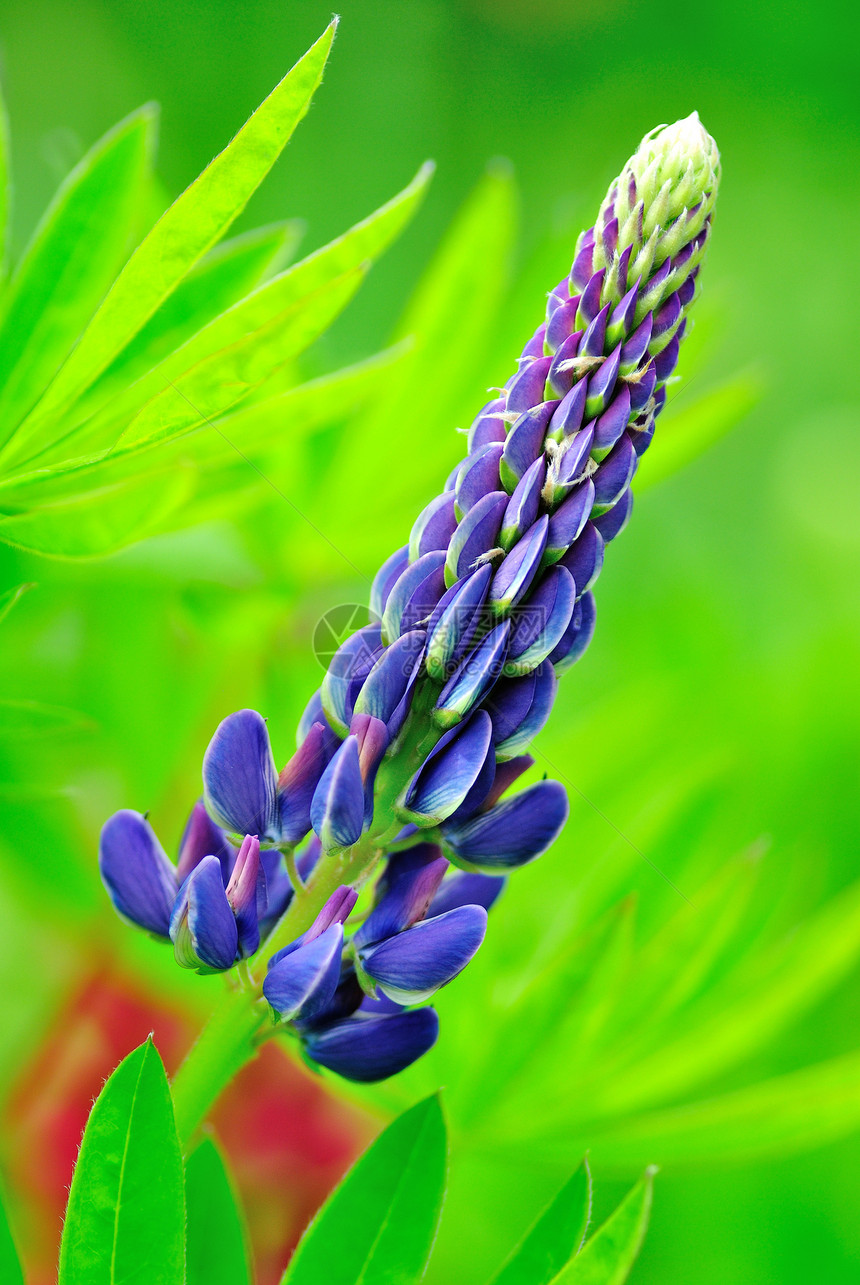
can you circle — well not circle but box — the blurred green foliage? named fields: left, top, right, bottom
left=0, top=1, right=858, bottom=1281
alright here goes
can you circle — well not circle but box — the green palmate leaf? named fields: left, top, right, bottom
left=320, top=162, right=517, bottom=570
left=550, top=1171, right=655, bottom=1285
left=0, top=461, right=193, bottom=557
left=0, top=582, right=33, bottom=627
left=586, top=1048, right=860, bottom=1167
left=8, top=21, right=337, bottom=463
left=636, top=372, right=761, bottom=493
left=58, top=1038, right=185, bottom=1285
left=91, top=220, right=302, bottom=399
left=491, top=1161, right=592, bottom=1285
left=62, top=160, right=432, bottom=460
left=283, top=1095, right=447, bottom=1285
left=186, top=1135, right=251, bottom=1285
left=0, top=1177, right=24, bottom=1285
left=0, top=108, right=155, bottom=443
left=116, top=264, right=366, bottom=452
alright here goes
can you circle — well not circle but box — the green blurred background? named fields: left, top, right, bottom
left=1, top=0, right=859, bottom=1280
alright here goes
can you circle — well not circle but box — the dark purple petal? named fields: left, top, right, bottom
left=455, top=445, right=503, bottom=518
left=500, top=403, right=557, bottom=492
left=654, top=333, right=680, bottom=383
left=408, top=492, right=458, bottom=561
left=580, top=301, right=610, bottom=358
left=628, top=360, right=657, bottom=414
left=520, top=322, right=547, bottom=360
left=445, top=491, right=508, bottom=585
left=296, top=690, right=336, bottom=748
left=570, top=233, right=595, bottom=291
left=481, top=754, right=535, bottom=810
left=591, top=382, right=631, bottom=460
left=302, top=1008, right=439, bottom=1082
left=296, top=835, right=322, bottom=882
left=263, top=923, right=343, bottom=1021
left=504, top=566, right=576, bottom=675
left=404, top=710, right=493, bottom=824
left=488, top=517, right=548, bottom=617
left=320, top=624, right=384, bottom=736
left=310, top=736, right=365, bottom=852
left=547, top=377, right=587, bottom=443
left=545, top=297, right=578, bottom=353
left=605, top=277, right=640, bottom=348
left=170, top=855, right=238, bottom=972
left=202, top=709, right=281, bottom=843
left=467, top=397, right=507, bottom=452
left=591, top=434, right=637, bottom=515
left=434, top=620, right=510, bottom=728
left=354, top=843, right=449, bottom=949
left=485, top=660, right=557, bottom=759
left=426, top=565, right=492, bottom=683
left=369, top=546, right=409, bottom=620
left=349, top=711, right=390, bottom=825
left=544, top=427, right=594, bottom=506
left=441, top=779, right=569, bottom=871
left=546, top=331, right=583, bottom=399
left=500, top=456, right=545, bottom=551
left=429, top=871, right=506, bottom=917
left=360, top=904, right=487, bottom=1003
left=354, top=631, right=426, bottom=731
left=278, top=723, right=335, bottom=845
left=549, top=591, right=597, bottom=674
left=544, top=478, right=595, bottom=564
left=259, top=849, right=293, bottom=931
left=99, top=810, right=177, bottom=937
left=652, top=290, right=681, bottom=343
left=593, top=487, right=633, bottom=542
left=619, top=314, right=653, bottom=373
left=445, top=732, right=496, bottom=822
left=382, top=550, right=446, bottom=644
left=574, top=269, right=605, bottom=330
left=177, top=800, right=235, bottom=884
left=506, top=356, right=552, bottom=413
left=585, top=344, right=622, bottom=419
left=560, top=522, right=605, bottom=598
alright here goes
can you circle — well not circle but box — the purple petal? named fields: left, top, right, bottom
left=591, top=434, right=636, bottom=515
left=500, top=403, right=557, bottom=492
left=549, top=591, right=597, bottom=674
left=360, top=904, right=487, bottom=1003
left=560, top=521, right=605, bottom=598
left=628, top=360, right=657, bottom=414
left=263, top=923, right=343, bottom=1021
left=520, top=322, right=548, bottom=360
left=202, top=709, right=281, bottom=843
left=429, top=871, right=506, bottom=917
left=177, top=800, right=235, bottom=884
left=481, top=754, right=535, bottom=810
left=426, top=564, right=492, bottom=683
left=354, top=631, right=426, bottom=731
left=488, top=517, right=548, bottom=617
left=351, top=712, right=390, bottom=826
left=545, top=297, right=578, bottom=354
left=467, top=397, right=507, bottom=452
left=484, top=660, right=557, bottom=759
left=445, top=491, right=508, bottom=585
left=619, top=314, right=653, bottom=373
left=224, top=834, right=263, bottom=957
left=435, top=620, right=510, bottom=728
left=544, top=478, right=595, bottom=564
left=170, top=855, right=238, bottom=972
left=382, top=550, right=446, bottom=644
left=504, top=565, right=576, bottom=676
left=545, top=427, right=593, bottom=506
left=506, top=356, right=552, bottom=413
left=500, top=456, right=545, bottom=551
left=605, top=278, right=640, bottom=348
left=302, top=1008, right=439, bottom=1082
left=404, top=710, right=494, bottom=825
left=546, top=331, right=583, bottom=399
left=547, top=377, right=587, bottom=443
left=321, top=624, right=384, bottom=736
left=310, top=736, right=365, bottom=852
left=99, top=810, right=177, bottom=937
left=654, top=333, right=680, bottom=383
left=354, top=843, right=448, bottom=949
left=580, top=302, right=610, bottom=358
left=409, top=492, right=458, bottom=561
left=574, top=269, right=605, bottom=330
left=441, top=779, right=569, bottom=871
left=585, top=343, right=622, bottom=419
left=591, top=382, right=631, bottom=460
left=593, top=487, right=634, bottom=542
left=278, top=723, right=336, bottom=845
left=455, top=445, right=503, bottom=518
left=370, top=546, right=410, bottom=620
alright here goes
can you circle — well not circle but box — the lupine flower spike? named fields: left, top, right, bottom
left=100, top=114, right=720, bottom=1082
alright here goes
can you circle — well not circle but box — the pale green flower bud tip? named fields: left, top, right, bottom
left=629, top=112, right=720, bottom=207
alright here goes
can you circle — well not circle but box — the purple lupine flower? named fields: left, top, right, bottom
left=100, top=114, right=719, bottom=1087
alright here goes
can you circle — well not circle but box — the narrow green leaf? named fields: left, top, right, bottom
left=186, top=1135, right=251, bottom=1285
left=0, top=108, right=155, bottom=441
left=115, top=265, right=366, bottom=453
left=587, top=1049, right=860, bottom=1168
left=491, top=1160, right=592, bottom=1285
left=0, top=464, right=193, bottom=558
left=283, top=1095, right=447, bottom=1285
left=59, top=161, right=432, bottom=460
left=13, top=21, right=337, bottom=451
left=550, top=1170, right=655, bottom=1285
left=0, top=582, right=34, bottom=627
left=58, top=1037, right=185, bottom=1285
left=91, top=220, right=302, bottom=398
left=0, top=1177, right=24, bottom=1285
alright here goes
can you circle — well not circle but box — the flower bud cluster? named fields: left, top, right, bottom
left=99, top=116, right=719, bottom=1083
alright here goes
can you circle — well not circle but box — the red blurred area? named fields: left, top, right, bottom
left=2, top=963, right=373, bottom=1283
